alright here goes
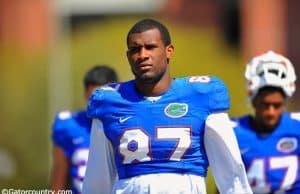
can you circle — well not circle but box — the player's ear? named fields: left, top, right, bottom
left=166, top=44, right=174, bottom=59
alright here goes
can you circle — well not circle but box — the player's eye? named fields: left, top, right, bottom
left=261, top=102, right=283, bottom=109
left=145, top=45, right=156, bottom=50
left=128, top=46, right=140, bottom=54
left=272, top=103, right=283, bottom=109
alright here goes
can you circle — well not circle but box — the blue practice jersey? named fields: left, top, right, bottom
left=233, top=112, right=300, bottom=194
left=52, top=110, right=92, bottom=194
left=87, top=76, right=230, bottom=179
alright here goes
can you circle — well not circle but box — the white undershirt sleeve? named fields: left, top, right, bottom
left=204, top=112, right=252, bottom=194
left=82, top=119, right=117, bottom=194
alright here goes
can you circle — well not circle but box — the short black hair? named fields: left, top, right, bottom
left=256, top=86, right=286, bottom=98
left=126, top=18, right=171, bottom=46
left=83, top=65, right=118, bottom=90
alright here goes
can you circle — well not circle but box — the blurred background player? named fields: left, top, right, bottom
left=50, top=65, right=118, bottom=194
left=231, top=50, right=300, bottom=193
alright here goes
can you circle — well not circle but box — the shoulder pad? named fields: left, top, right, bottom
left=53, top=110, right=73, bottom=130
left=290, top=112, right=300, bottom=122
left=101, top=83, right=121, bottom=91
left=57, top=110, right=72, bottom=120
left=87, top=88, right=105, bottom=119
left=188, top=76, right=230, bottom=112
left=52, top=110, right=74, bottom=149
left=87, top=83, right=121, bottom=118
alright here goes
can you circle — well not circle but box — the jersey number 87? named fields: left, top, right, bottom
left=119, top=127, right=191, bottom=164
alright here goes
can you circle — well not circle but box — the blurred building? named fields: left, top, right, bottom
left=0, top=0, right=52, bottom=51
left=0, top=0, right=167, bottom=51
left=0, top=0, right=299, bottom=96
left=160, top=0, right=300, bottom=103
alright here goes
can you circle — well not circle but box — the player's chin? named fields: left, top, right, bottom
left=136, top=73, right=158, bottom=84
left=264, top=119, right=279, bottom=129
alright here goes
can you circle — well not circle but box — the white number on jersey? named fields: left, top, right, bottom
left=119, top=127, right=191, bottom=164
left=72, top=148, right=89, bottom=192
left=119, top=129, right=151, bottom=164
left=247, top=155, right=298, bottom=193
left=189, top=76, right=211, bottom=83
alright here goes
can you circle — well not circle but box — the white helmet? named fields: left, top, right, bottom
left=245, top=50, right=297, bottom=99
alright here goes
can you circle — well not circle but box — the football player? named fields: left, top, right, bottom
left=50, top=65, right=118, bottom=194
left=82, top=18, right=252, bottom=194
left=232, top=51, right=300, bottom=193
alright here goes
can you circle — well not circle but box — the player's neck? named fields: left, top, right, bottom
left=250, top=116, right=277, bottom=136
left=135, top=73, right=172, bottom=97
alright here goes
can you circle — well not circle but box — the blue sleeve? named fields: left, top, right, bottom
left=208, top=76, right=230, bottom=112
left=189, top=76, right=230, bottom=113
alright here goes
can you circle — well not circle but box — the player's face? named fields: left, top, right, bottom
left=252, top=90, right=286, bottom=130
left=126, top=28, right=174, bottom=84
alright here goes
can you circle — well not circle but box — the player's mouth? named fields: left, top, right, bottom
left=137, top=63, right=152, bottom=71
